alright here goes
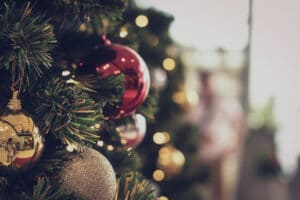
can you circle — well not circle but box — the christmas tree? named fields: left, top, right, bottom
left=119, top=3, right=210, bottom=199
left=0, top=0, right=162, bottom=199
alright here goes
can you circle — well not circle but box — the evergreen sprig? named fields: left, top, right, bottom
left=75, top=74, right=125, bottom=110
left=36, top=150, right=71, bottom=175
left=115, top=171, right=156, bottom=200
left=21, top=177, right=73, bottom=200
left=0, top=2, right=56, bottom=89
left=32, top=0, right=127, bottom=30
left=35, top=77, right=102, bottom=147
left=53, top=0, right=127, bottom=14
left=138, top=88, right=159, bottom=120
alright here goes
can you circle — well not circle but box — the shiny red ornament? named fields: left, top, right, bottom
left=116, top=114, right=147, bottom=149
left=79, top=36, right=150, bottom=119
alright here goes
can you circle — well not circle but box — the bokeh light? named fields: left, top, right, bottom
left=163, top=58, right=176, bottom=71
left=153, top=169, right=165, bottom=182
left=153, top=132, right=170, bottom=145
left=135, top=15, right=149, bottom=28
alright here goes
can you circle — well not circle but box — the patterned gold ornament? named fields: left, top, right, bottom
left=0, top=91, right=44, bottom=175
left=61, top=147, right=116, bottom=200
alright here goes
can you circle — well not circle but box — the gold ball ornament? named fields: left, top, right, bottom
left=61, top=147, right=116, bottom=200
left=0, top=91, right=44, bottom=175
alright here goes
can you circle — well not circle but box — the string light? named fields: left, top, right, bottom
left=162, top=58, right=176, bottom=71
left=94, top=123, right=101, bottom=129
left=157, top=145, right=186, bottom=177
left=66, top=145, right=75, bottom=152
left=120, top=138, right=127, bottom=145
left=153, top=169, right=165, bottom=182
left=153, top=132, right=170, bottom=145
left=158, top=196, right=169, bottom=200
left=107, top=145, right=114, bottom=151
left=61, top=70, right=71, bottom=77
left=79, top=23, right=87, bottom=32
left=97, top=140, right=104, bottom=147
left=119, top=27, right=128, bottom=38
left=135, top=15, right=149, bottom=28
left=172, top=91, right=186, bottom=104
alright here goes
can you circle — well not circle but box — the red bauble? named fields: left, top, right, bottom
left=116, top=114, right=147, bottom=149
left=78, top=36, right=150, bottom=119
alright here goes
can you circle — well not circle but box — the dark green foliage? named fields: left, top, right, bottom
left=102, top=149, right=143, bottom=175
left=0, top=2, right=56, bottom=89
left=116, top=171, right=156, bottom=200
left=29, top=0, right=127, bottom=34
left=36, top=150, right=71, bottom=175
left=138, top=87, right=159, bottom=120
left=20, top=177, right=74, bottom=200
left=34, top=76, right=102, bottom=146
left=0, top=0, right=161, bottom=198
left=0, top=176, right=7, bottom=195
left=75, top=74, right=125, bottom=110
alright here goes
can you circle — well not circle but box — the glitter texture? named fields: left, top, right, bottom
left=61, top=147, right=116, bottom=200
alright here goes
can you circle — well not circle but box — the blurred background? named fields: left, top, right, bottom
left=129, top=0, right=300, bottom=200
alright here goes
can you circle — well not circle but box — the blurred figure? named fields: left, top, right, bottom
left=5, top=138, right=16, bottom=164
left=188, top=71, right=245, bottom=200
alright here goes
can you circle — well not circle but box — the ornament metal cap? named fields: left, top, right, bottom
left=8, top=91, right=21, bottom=112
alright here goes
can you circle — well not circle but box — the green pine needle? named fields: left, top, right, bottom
left=21, top=177, right=73, bottom=200
left=115, top=172, right=156, bottom=200
left=0, top=2, right=56, bottom=89
left=75, top=74, right=125, bottom=108
left=35, top=76, right=103, bottom=146
left=138, top=87, right=159, bottom=120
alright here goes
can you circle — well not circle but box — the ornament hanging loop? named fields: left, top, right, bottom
left=8, top=90, right=22, bottom=112
left=9, top=79, right=22, bottom=112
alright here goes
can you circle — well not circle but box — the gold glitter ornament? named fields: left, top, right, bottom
left=61, top=147, right=116, bottom=200
left=0, top=91, right=44, bottom=175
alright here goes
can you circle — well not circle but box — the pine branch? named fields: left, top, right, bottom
left=31, top=0, right=127, bottom=30
left=0, top=2, right=56, bottom=89
left=50, top=0, right=127, bottom=14
left=21, top=177, right=74, bottom=200
left=115, top=171, right=156, bottom=200
left=34, top=76, right=102, bottom=147
left=37, top=150, right=71, bottom=175
left=75, top=74, right=125, bottom=109
left=137, top=87, right=159, bottom=120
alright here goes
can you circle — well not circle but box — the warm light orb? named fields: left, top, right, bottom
left=158, top=196, right=169, bottom=200
left=97, top=140, right=104, bottom=147
left=157, top=145, right=186, bottom=178
left=172, top=91, right=185, bottom=104
left=153, top=132, right=170, bottom=145
left=135, top=15, right=149, bottom=28
left=119, top=27, right=128, bottom=38
left=186, top=90, right=199, bottom=106
left=62, top=70, right=71, bottom=77
left=107, top=145, right=114, bottom=151
left=79, top=23, right=87, bottom=32
left=153, top=169, right=165, bottom=182
left=66, top=145, right=75, bottom=152
left=163, top=58, right=176, bottom=71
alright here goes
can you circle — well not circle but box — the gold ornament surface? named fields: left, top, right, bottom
left=0, top=91, right=44, bottom=174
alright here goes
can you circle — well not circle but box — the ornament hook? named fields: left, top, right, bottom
left=8, top=90, right=21, bottom=112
